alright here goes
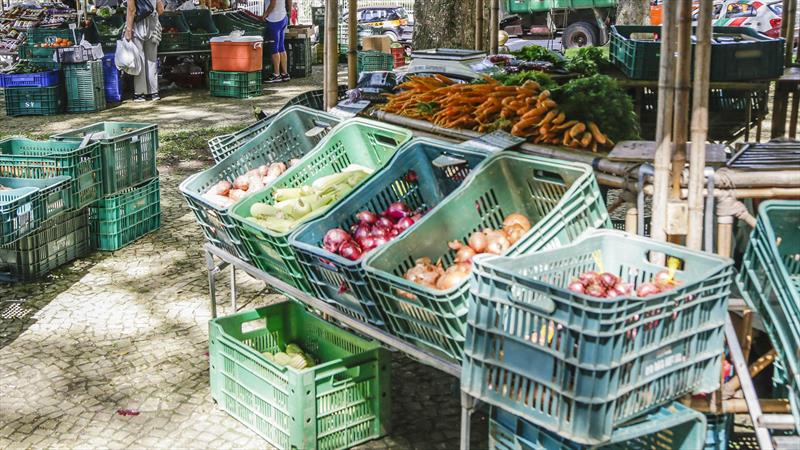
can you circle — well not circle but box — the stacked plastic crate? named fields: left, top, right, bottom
left=51, top=122, right=161, bottom=251
left=209, top=35, right=264, bottom=99
left=60, top=45, right=106, bottom=113
left=0, top=68, right=64, bottom=117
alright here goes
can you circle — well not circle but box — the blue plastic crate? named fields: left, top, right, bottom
left=102, top=53, right=122, bottom=103
left=704, top=413, right=732, bottom=450
left=463, top=229, right=733, bottom=445
left=0, top=70, right=60, bottom=88
left=490, top=402, right=707, bottom=450
left=290, top=138, right=490, bottom=328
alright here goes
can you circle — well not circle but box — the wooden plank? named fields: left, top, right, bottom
left=608, top=140, right=727, bottom=165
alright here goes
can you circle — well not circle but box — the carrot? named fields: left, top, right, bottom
left=580, top=132, right=593, bottom=147
left=587, top=122, right=607, bottom=145
left=538, top=110, right=558, bottom=127
left=569, top=122, right=586, bottom=138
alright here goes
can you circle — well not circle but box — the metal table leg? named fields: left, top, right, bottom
left=205, top=249, right=219, bottom=319
left=231, top=264, right=237, bottom=312
left=460, top=391, right=477, bottom=450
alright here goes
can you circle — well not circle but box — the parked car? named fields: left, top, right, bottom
left=342, top=6, right=412, bottom=44
left=713, top=0, right=783, bottom=37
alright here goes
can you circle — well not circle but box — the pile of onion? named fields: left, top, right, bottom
left=569, top=269, right=679, bottom=299
left=322, top=202, right=423, bottom=261
left=401, top=212, right=532, bottom=292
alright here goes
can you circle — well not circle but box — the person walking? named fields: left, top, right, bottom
left=263, top=0, right=291, bottom=83
left=125, top=0, right=164, bottom=101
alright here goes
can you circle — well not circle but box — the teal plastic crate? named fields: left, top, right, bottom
left=211, top=11, right=264, bottom=36
left=357, top=51, right=393, bottom=74
left=208, top=300, right=391, bottom=450
left=158, top=13, right=191, bottom=52
left=490, top=402, right=707, bottom=450
left=0, top=175, right=71, bottom=245
left=64, top=60, right=106, bottom=113
left=3, top=84, right=65, bottom=117
left=51, top=122, right=158, bottom=197
left=180, top=106, right=340, bottom=262
left=90, top=15, right=125, bottom=49
left=610, top=26, right=784, bottom=81
left=20, top=27, right=85, bottom=66
left=91, top=177, right=161, bottom=251
left=462, top=229, right=733, bottom=444
left=290, top=138, right=490, bottom=329
left=736, top=200, right=800, bottom=433
left=182, top=9, right=220, bottom=50
left=209, top=70, right=262, bottom=98
left=0, top=208, right=93, bottom=282
left=230, top=119, right=412, bottom=292
left=0, top=138, right=101, bottom=209
left=208, top=86, right=348, bottom=163
left=363, top=152, right=610, bottom=363
left=506, top=0, right=616, bottom=14
left=704, top=413, right=733, bottom=450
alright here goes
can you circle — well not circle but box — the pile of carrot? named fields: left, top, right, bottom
left=382, top=75, right=613, bottom=152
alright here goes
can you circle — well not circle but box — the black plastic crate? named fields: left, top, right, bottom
left=287, top=37, right=312, bottom=78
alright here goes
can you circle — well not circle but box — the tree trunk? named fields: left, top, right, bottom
left=616, top=0, right=650, bottom=25
left=413, top=0, right=477, bottom=49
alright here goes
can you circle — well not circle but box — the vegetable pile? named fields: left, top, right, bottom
left=202, top=159, right=298, bottom=208
left=323, top=201, right=424, bottom=261
left=382, top=75, right=617, bottom=152
left=262, top=343, right=316, bottom=370
left=399, top=213, right=532, bottom=294
left=34, top=37, right=72, bottom=48
left=569, top=269, right=679, bottom=298
left=247, top=166, right=371, bottom=233
left=2, top=61, right=53, bottom=74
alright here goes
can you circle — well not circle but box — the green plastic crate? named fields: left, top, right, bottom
left=490, top=402, right=707, bottom=450
left=230, top=119, right=412, bottom=292
left=209, top=300, right=391, bottom=450
left=158, top=13, right=191, bottom=52
left=0, top=175, right=71, bottom=245
left=211, top=11, right=264, bottom=36
left=208, top=86, right=348, bottom=163
left=287, top=37, right=313, bottom=78
left=736, top=200, right=800, bottom=433
left=91, top=177, right=161, bottom=251
left=91, top=15, right=125, bottom=49
left=357, top=51, right=393, bottom=74
left=463, top=229, right=732, bottom=444
left=64, top=60, right=106, bottom=113
left=182, top=9, right=220, bottom=50
left=610, top=26, right=784, bottom=81
left=209, top=70, right=262, bottom=98
left=4, top=84, right=65, bottom=116
left=0, top=138, right=101, bottom=209
left=51, top=122, right=158, bottom=197
left=363, top=152, right=610, bottom=363
left=180, top=106, right=340, bottom=262
left=290, top=138, right=490, bottom=329
left=0, top=208, right=93, bottom=283
left=506, top=0, right=616, bottom=14
left=20, top=27, right=85, bottom=65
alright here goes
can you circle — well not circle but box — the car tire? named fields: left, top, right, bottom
left=563, top=21, right=599, bottom=48
left=383, top=31, right=399, bottom=42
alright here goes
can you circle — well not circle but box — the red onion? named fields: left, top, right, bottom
left=324, top=228, right=350, bottom=253
left=404, top=170, right=418, bottom=183
left=389, top=228, right=400, bottom=237
left=578, top=271, right=600, bottom=285
left=653, top=270, right=674, bottom=288
left=605, top=289, right=619, bottom=299
left=371, top=226, right=389, bottom=238
left=395, top=216, right=415, bottom=232
left=355, top=210, right=378, bottom=224
left=599, top=272, right=619, bottom=289
left=359, top=236, right=376, bottom=252
left=354, top=223, right=370, bottom=241
left=338, top=241, right=362, bottom=261
left=411, top=212, right=423, bottom=222
left=567, top=281, right=585, bottom=294
left=384, top=202, right=411, bottom=220
left=636, top=282, right=661, bottom=298
left=615, top=282, right=633, bottom=296
left=585, top=283, right=606, bottom=298
left=372, top=236, right=388, bottom=247
left=376, top=216, right=394, bottom=229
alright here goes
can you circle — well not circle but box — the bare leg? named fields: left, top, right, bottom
left=280, top=51, right=288, bottom=75
left=271, top=53, right=280, bottom=75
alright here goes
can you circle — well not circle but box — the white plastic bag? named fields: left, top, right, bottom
left=114, top=38, right=142, bottom=76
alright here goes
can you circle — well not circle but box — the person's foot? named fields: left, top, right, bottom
left=147, top=93, right=160, bottom=101
left=133, top=94, right=146, bottom=102
left=281, top=73, right=291, bottom=82
left=264, top=73, right=282, bottom=83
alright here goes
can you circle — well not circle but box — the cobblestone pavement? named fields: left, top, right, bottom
left=0, top=162, right=489, bottom=448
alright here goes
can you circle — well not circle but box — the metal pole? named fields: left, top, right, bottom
left=347, top=0, right=357, bottom=89
left=784, top=0, right=797, bottom=66
left=489, top=0, right=499, bottom=55
left=671, top=0, right=692, bottom=200
left=324, top=0, right=339, bottom=110
left=686, top=0, right=713, bottom=251
left=474, top=0, right=485, bottom=51
left=650, top=0, right=678, bottom=251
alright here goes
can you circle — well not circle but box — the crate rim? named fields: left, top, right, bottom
left=228, top=117, right=414, bottom=240
left=362, top=151, right=600, bottom=295
left=288, top=136, right=492, bottom=268
left=50, top=121, right=158, bottom=143
left=0, top=137, right=100, bottom=158
left=754, top=200, right=800, bottom=297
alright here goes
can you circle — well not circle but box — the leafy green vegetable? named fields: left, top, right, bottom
left=564, top=46, right=610, bottom=77
left=511, top=45, right=564, bottom=67
left=553, top=74, right=640, bottom=143
left=494, top=70, right=557, bottom=89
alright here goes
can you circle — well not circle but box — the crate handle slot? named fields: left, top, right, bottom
left=532, top=169, right=566, bottom=186
left=240, top=317, right=267, bottom=334
left=324, top=365, right=361, bottom=386
left=645, top=251, right=686, bottom=271
left=374, top=134, right=399, bottom=147
left=508, top=284, right=556, bottom=314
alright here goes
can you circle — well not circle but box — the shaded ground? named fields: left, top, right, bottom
left=0, top=66, right=489, bottom=449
